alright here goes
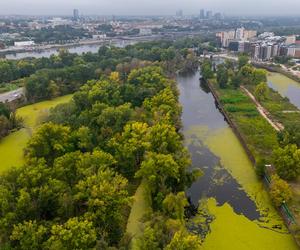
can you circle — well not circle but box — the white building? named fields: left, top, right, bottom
left=235, top=27, right=245, bottom=40
left=266, top=45, right=272, bottom=60
left=287, top=46, right=296, bottom=57
left=14, top=41, right=35, bottom=47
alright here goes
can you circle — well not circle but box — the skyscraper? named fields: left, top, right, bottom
left=176, top=9, right=183, bottom=17
left=200, top=9, right=205, bottom=19
left=73, top=9, right=79, bottom=21
left=206, top=11, right=213, bottom=19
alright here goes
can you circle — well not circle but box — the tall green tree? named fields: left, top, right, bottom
left=216, top=64, right=229, bottom=89
left=273, top=144, right=300, bottom=180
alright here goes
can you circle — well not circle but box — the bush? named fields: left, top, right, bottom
left=270, top=174, right=292, bottom=207
left=255, top=158, right=267, bottom=178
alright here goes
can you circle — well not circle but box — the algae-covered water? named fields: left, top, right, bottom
left=0, top=95, right=72, bottom=172
left=268, top=72, right=300, bottom=109
left=178, top=71, right=298, bottom=249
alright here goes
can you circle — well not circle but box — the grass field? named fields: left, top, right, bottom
left=0, top=95, right=73, bottom=172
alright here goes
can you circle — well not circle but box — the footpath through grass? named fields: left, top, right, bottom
left=215, top=84, right=278, bottom=161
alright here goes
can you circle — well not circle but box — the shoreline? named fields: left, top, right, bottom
left=205, top=78, right=300, bottom=247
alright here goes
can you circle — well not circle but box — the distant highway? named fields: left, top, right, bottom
left=0, top=88, right=24, bottom=103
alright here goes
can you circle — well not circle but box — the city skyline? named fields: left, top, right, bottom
left=1, top=0, right=300, bottom=16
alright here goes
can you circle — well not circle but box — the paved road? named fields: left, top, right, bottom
left=0, top=88, right=24, bottom=103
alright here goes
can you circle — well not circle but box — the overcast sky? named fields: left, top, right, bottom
left=1, top=0, right=300, bottom=16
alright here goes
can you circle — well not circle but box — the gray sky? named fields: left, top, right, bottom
left=1, top=0, right=300, bottom=16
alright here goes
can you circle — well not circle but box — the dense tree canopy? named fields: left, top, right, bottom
left=0, top=65, right=201, bottom=249
left=273, top=144, right=300, bottom=180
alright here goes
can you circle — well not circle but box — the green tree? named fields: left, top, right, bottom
left=74, top=169, right=129, bottom=244
left=137, top=226, right=160, bottom=250
left=200, top=60, right=213, bottom=81
left=109, top=122, right=150, bottom=176
left=277, top=124, right=300, bottom=148
left=45, top=218, right=97, bottom=250
left=238, top=65, right=254, bottom=85
left=238, top=54, right=249, bottom=69
left=231, top=73, right=241, bottom=89
left=163, top=192, right=188, bottom=222
left=10, top=220, right=47, bottom=250
left=270, top=174, right=292, bottom=207
left=254, top=82, right=269, bottom=101
left=252, top=69, right=267, bottom=85
left=135, top=152, right=180, bottom=194
left=273, top=144, right=300, bottom=180
left=148, top=123, right=182, bottom=154
left=164, top=230, right=202, bottom=250
left=25, top=122, right=74, bottom=164
left=216, top=64, right=228, bottom=89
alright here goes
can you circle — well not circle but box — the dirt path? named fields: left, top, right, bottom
left=240, top=86, right=284, bottom=132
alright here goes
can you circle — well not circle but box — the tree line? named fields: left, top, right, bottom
left=1, top=38, right=204, bottom=102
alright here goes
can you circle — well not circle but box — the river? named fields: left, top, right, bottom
left=177, top=71, right=298, bottom=249
left=268, top=72, right=300, bottom=109
left=3, top=40, right=136, bottom=60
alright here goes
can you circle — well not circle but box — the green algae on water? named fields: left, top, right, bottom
left=201, top=198, right=298, bottom=250
left=185, top=125, right=298, bottom=249
left=267, top=73, right=291, bottom=95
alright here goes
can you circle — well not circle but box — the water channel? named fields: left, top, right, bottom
left=177, top=71, right=298, bottom=249
left=268, top=72, right=300, bottom=109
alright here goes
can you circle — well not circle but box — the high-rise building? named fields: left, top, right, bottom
left=73, top=9, right=79, bottom=21
left=176, top=10, right=183, bottom=17
left=200, top=9, right=205, bottom=19
left=235, top=27, right=245, bottom=40
left=244, top=30, right=257, bottom=40
left=214, top=12, right=222, bottom=20
left=287, top=46, right=296, bottom=57
left=206, top=11, right=213, bottom=19
left=216, top=30, right=235, bottom=47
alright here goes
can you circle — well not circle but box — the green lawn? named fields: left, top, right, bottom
left=0, top=95, right=73, bottom=172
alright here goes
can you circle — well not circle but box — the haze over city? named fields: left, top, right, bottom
left=2, top=0, right=300, bottom=248
left=1, top=0, right=300, bottom=16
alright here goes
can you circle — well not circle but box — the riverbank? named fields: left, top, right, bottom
left=179, top=72, right=298, bottom=249
left=253, top=63, right=300, bottom=84
left=0, top=94, right=72, bottom=172
left=206, top=79, right=300, bottom=246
